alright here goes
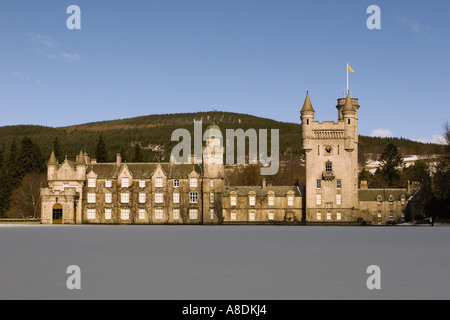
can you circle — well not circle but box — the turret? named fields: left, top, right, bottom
left=300, top=92, right=315, bottom=151
left=76, top=150, right=87, bottom=177
left=47, top=150, right=58, bottom=180
left=342, top=92, right=357, bottom=151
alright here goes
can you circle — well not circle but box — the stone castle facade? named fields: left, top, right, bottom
left=40, top=92, right=412, bottom=225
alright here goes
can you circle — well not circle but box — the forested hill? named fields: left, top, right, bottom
left=0, top=111, right=442, bottom=164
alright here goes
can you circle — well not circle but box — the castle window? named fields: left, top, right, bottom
left=105, top=180, right=112, bottom=188
left=378, top=210, right=382, bottom=218
left=173, top=179, right=180, bottom=188
left=155, top=209, right=163, bottom=220
left=121, top=208, right=130, bottom=220
left=173, top=209, right=180, bottom=220
left=336, top=179, right=342, bottom=189
left=87, top=209, right=96, bottom=220
left=316, top=194, right=322, bottom=205
left=336, top=194, right=342, bottom=205
left=173, top=192, right=180, bottom=204
left=121, top=178, right=129, bottom=188
left=317, top=212, right=321, bottom=220
left=389, top=211, right=394, bottom=218
left=210, top=192, right=214, bottom=204
left=231, top=212, right=237, bottom=220
left=210, top=209, right=215, bottom=220
left=105, top=193, right=112, bottom=204
left=155, top=193, right=164, bottom=203
left=139, top=180, right=146, bottom=188
left=87, top=193, right=96, bottom=204
left=231, top=196, right=237, bottom=206
left=249, top=211, right=256, bottom=221
left=268, top=212, right=274, bottom=220
left=327, top=212, right=331, bottom=220
left=307, top=119, right=309, bottom=125
left=189, top=192, right=198, bottom=203
left=268, top=195, right=274, bottom=206
left=105, top=208, right=112, bottom=220
left=88, top=178, right=96, bottom=188
left=348, top=119, right=351, bottom=125
left=389, top=195, right=394, bottom=204
left=288, top=196, right=294, bottom=206
left=139, top=193, right=146, bottom=204
left=190, top=178, right=198, bottom=188
left=189, top=209, right=198, bottom=220
left=121, top=193, right=129, bottom=203
left=337, top=211, right=342, bottom=220
left=249, top=196, right=256, bottom=206
left=139, top=209, right=146, bottom=220
left=377, top=195, right=382, bottom=205
left=155, top=177, right=163, bottom=188
left=401, top=196, right=406, bottom=205
left=317, top=180, right=321, bottom=189
left=325, top=161, right=332, bottom=172
left=211, top=180, right=214, bottom=188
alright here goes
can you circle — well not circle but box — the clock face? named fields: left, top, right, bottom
left=325, top=146, right=332, bottom=154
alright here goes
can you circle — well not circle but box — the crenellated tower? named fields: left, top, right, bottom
left=301, top=92, right=360, bottom=223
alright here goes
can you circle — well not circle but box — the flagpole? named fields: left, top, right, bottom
left=346, top=62, right=349, bottom=94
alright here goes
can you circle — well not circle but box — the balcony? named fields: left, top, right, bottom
left=322, top=171, right=335, bottom=181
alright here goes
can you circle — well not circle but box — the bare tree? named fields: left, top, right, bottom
left=8, top=172, right=46, bottom=219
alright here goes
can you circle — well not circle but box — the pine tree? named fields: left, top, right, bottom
left=53, top=137, right=62, bottom=162
left=17, top=137, right=43, bottom=178
left=95, top=135, right=108, bottom=163
left=132, top=142, right=143, bottom=162
left=378, top=143, right=403, bottom=187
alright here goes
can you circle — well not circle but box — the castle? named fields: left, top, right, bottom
left=40, top=92, right=412, bottom=225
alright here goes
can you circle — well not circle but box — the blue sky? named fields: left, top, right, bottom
left=0, top=0, right=449, bottom=143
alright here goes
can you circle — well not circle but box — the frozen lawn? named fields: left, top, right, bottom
left=0, top=225, right=449, bottom=300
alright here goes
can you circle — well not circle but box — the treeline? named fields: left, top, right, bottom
left=0, top=137, right=46, bottom=217
left=0, top=111, right=442, bottom=166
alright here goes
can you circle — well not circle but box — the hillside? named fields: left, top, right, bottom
left=0, top=111, right=442, bottom=164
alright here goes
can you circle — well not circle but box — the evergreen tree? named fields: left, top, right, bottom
left=0, top=144, right=4, bottom=170
left=17, top=137, right=44, bottom=178
left=0, top=139, right=19, bottom=216
left=378, top=143, right=403, bottom=187
left=95, top=135, right=108, bottom=163
left=53, top=137, right=62, bottom=162
left=132, top=142, right=143, bottom=162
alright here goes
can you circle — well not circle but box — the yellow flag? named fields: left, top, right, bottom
left=347, top=64, right=355, bottom=73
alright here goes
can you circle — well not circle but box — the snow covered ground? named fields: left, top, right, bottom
left=0, top=225, right=449, bottom=300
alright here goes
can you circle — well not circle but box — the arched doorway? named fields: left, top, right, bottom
left=285, top=211, right=295, bottom=225
left=53, top=203, right=63, bottom=224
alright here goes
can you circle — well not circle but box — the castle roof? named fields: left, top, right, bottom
left=76, top=150, right=86, bottom=166
left=223, top=185, right=303, bottom=197
left=342, top=92, right=356, bottom=114
left=47, top=150, right=57, bottom=166
left=300, top=92, right=315, bottom=114
left=86, top=163, right=202, bottom=179
left=358, top=189, right=407, bottom=202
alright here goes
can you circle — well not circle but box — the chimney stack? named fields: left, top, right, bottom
left=116, top=153, right=122, bottom=166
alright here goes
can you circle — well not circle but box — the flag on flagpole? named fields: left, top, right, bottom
left=347, top=64, right=355, bottom=73
left=346, top=63, right=355, bottom=93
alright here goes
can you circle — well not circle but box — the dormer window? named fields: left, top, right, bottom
left=389, top=195, right=394, bottom=204
left=88, top=178, right=96, bottom=188
left=155, top=177, right=163, bottom=188
left=121, top=178, right=129, bottom=188
left=377, top=195, right=382, bottom=205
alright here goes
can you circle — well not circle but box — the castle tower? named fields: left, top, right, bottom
left=47, top=150, right=58, bottom=181
left=202, top=123, right=225, bottom=224
left=301, top=92, right=360, bottom=223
